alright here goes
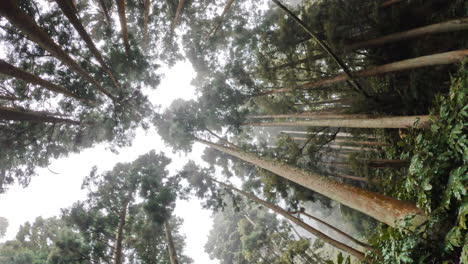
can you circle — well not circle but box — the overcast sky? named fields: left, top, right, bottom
left=0, top=61, right=219, bottom=264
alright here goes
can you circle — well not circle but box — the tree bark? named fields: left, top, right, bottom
left=98, top=0, right=112, bottom=26
left=196, top=138, right=426, bottom=228
left=113, top=199, right=129, bottom=264
left=55, top=0, right=121, bottom=90
left=381, top=0, right=405, bottom=8
left=260, top=50, right=468, bottom=95
left=172, top=0, right=186, bottom=30
left=270, top=18, right=468, bottom=70
left=143, top=0, right=150, bottom=47
left=0, top=0, right=116, bottom=101
left=290, top=210, right=373, bottom=250
left=0, top=106, right=80, bottom=125
left=116, top=0, right=131, bottom=57
left=205, top=0, right=236, bottom=39
left=244, top=115, right=432, bottom=129
left=164, top=221, right=179, bottom=264
left=0, top=59, right=88, bottom=103
left=212, top=179, right=367, bottom=260
left=248, top=113, right=370, bottom=120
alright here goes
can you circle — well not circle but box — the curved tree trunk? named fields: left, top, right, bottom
left=164, top=221, right=179, bottom=264
left=212, top=179, right=367, bottom=260
left=0, top=59, right=89, bottom=103
left=55, top=0, right=121, bottom=90
left=260, top=50, right=468, bottom=95
left=270, top=18, right=468, bottom=70
left=116, top=0, right=131, bottom=57
left=0, top=0, right=116, bottom=101
left=0, top=106, right=80, bottom=125
left=196, top=138, right=426, bottom=228
left=244, top=115, right=432, bottom=129
left=205, top=0, right=236, bottom=39
left=113, top=199, right=129, bottom=264
left=171, top=0, right=186, bottom=30
left=290, top=209, right=373, bottom=250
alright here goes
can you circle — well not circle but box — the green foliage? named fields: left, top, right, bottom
left=369, top=64, right=468, bottom=263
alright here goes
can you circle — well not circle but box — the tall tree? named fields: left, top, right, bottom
left=259, top=50, right=468, bottom=95
left=0, top=59, right=89, bottom=102
left=0, top=0, right=116, bottom=101
left=116, top=0, right=131, bottom=57
left=154, top=100, right=426, bottom=228
left=54, top=0, right=121, bottom=90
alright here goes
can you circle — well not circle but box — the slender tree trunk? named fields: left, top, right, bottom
left=362, top=159, right=410, bottom=168
left=260, top=50, right=468, bottom=95
left=0, top=106, right=80, bottom=125
left=290, top=210, right=373, bottom=250
left=248, top=113, right=369, bottom=120
left=143, top=0, right=150, bottom=47
left=55, top=0, right=121, bottom=90
left=172, top=0, right=186, bottom=30
left=205, top=0, right=236, bottom=39
left=98, top=0, right=112, bottom=26
left=0, top=59, right=89, bottom=103
left=272, top=0, right=367, bottom=97
left=332, top=139, right=389, bottom=147
left=195, top=138, right=426, bottom=228
left=270, top=19, right=468, bottom=70
left=212, top=179, right=366, bottom=260
left=113, top=199, right=129, bottom=264
left=381, top=0, right=405, bottom=8
left=0, top=95, right=21, bottom=101
left=164, top=221, right=179, bottom=264
left=116, top=0, right=131, bottom=57
left=244, top=115, right=432, bottom=129
left=0, top=0, right=116, bottom=101
left=330, top=173, right=369, bottom=183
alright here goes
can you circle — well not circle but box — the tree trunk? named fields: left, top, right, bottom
left=98, top=0, right=112, bottom=26
left=270, top=18, right=468, bottom=70
left=55, top=0, right=121, bottom=90
left=0, top=106, right=80, bottom=125
left=113, top=199, right=129, bottom=264
left=381, top=0, right=405, bottom=8
left=116, top=0, right=131, bottom=57
left=212, top=179, right=367, bottom=260
left=330, top=173, right=369, bottom=183
left=0, top=59, right=89, bottom=103
left=332, top=139, right=389, bottom=147
left=143, top=0, right=150, bottom=47
left=362, top=159, right=410, bottom=168
left=205, top=0, right=236, bottom=39
left=0, top=95, right=21, bottom=101
left=196, top=138, right=426, bottom=228
left=290, top=210, right=373, bottom=250
left=248, top=113, right=371, bottom=120
left=0, top=0, right=116, bottom=101
left=260, top=50, right=468, bottom=95
left=244, top=115, right=432, bottom=129
left=164, top=221, right=179, bottom=264
left=272, top=0, right=367, bottom=97
left=171, top=0, right=186, bottom=30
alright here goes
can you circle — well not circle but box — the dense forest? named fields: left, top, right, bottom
left=0, top=0, right=467, bottom=263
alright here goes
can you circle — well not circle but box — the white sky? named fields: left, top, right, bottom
left=0, top=61, right=219, bottom=264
